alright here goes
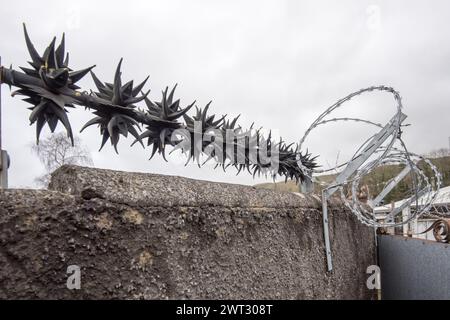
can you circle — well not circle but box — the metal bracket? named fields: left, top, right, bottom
left=320, top=112, right=407, bottom=272
left=0, top=56, right=8, bottom=189
left=299, top=169, right=314, bottom=194
left=322, top=190, right=333, bottom=271
left=0, top=150, right=8, bottom=188
left=369, top=165, right=412, bottom=208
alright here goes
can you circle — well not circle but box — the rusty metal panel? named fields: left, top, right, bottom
left=378, top=235, right=450, bottom=300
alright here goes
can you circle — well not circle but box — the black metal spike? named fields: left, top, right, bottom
left=131, top=76, right=149, bottom=97
left=90, top=71, right=105, bottom=90
left=112, top=58, right=123, bottom=105
left=55, top=33, right=65, bottom=68
left=80, top=116, right=103, bottom=132
left=63, top=52, right=70, bottom=68
left=124, top=89, right=150, bottom=105
left=35, top=116, right=46, bottom=144
left=69, top=65, right=95, bottom=84
left=44, top=37, right=57, bottom=69
left=23, top=23, right=43, bottom=69
left=167, top=84, right=178, bottom=105
left=99, top=131, right=109, bottom=151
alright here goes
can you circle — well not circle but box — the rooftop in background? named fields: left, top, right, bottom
left=374, top=185, right=450, bottom=214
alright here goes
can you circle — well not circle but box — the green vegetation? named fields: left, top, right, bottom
left=255, top=155, right=450, bottom=204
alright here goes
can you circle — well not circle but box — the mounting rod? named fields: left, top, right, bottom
left=0, top=56, right=8, bottom=188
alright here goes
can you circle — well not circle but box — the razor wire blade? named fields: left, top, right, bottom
left=297, top=86, right=443, bottom=228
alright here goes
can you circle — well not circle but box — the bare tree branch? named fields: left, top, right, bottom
left=31, top=133, right=93, bottom=187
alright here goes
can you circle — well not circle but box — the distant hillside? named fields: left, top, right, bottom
left=255, top=156, right=450, bottom=203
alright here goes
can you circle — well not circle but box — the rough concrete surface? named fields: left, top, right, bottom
left=0, top=165, right=376, bottom=299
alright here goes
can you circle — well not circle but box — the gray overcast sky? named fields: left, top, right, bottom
left=1, top=0, right=449, bottom=187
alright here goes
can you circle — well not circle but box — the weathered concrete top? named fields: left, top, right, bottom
left=0, top=165, right=375, bottom=299
left=49, top=165, right=327, bottom=209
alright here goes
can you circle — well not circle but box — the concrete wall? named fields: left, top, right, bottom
left=0, top=165, right=376, bottom=299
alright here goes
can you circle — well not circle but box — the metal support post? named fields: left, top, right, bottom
left=0, top=56, right=9, bottom=189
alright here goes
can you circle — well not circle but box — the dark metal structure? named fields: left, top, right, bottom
left=0, top=24, right=318, bottom=185
left=420, top=219, right=450, bottom=243
left=378, top=235, right=450, bottom=299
